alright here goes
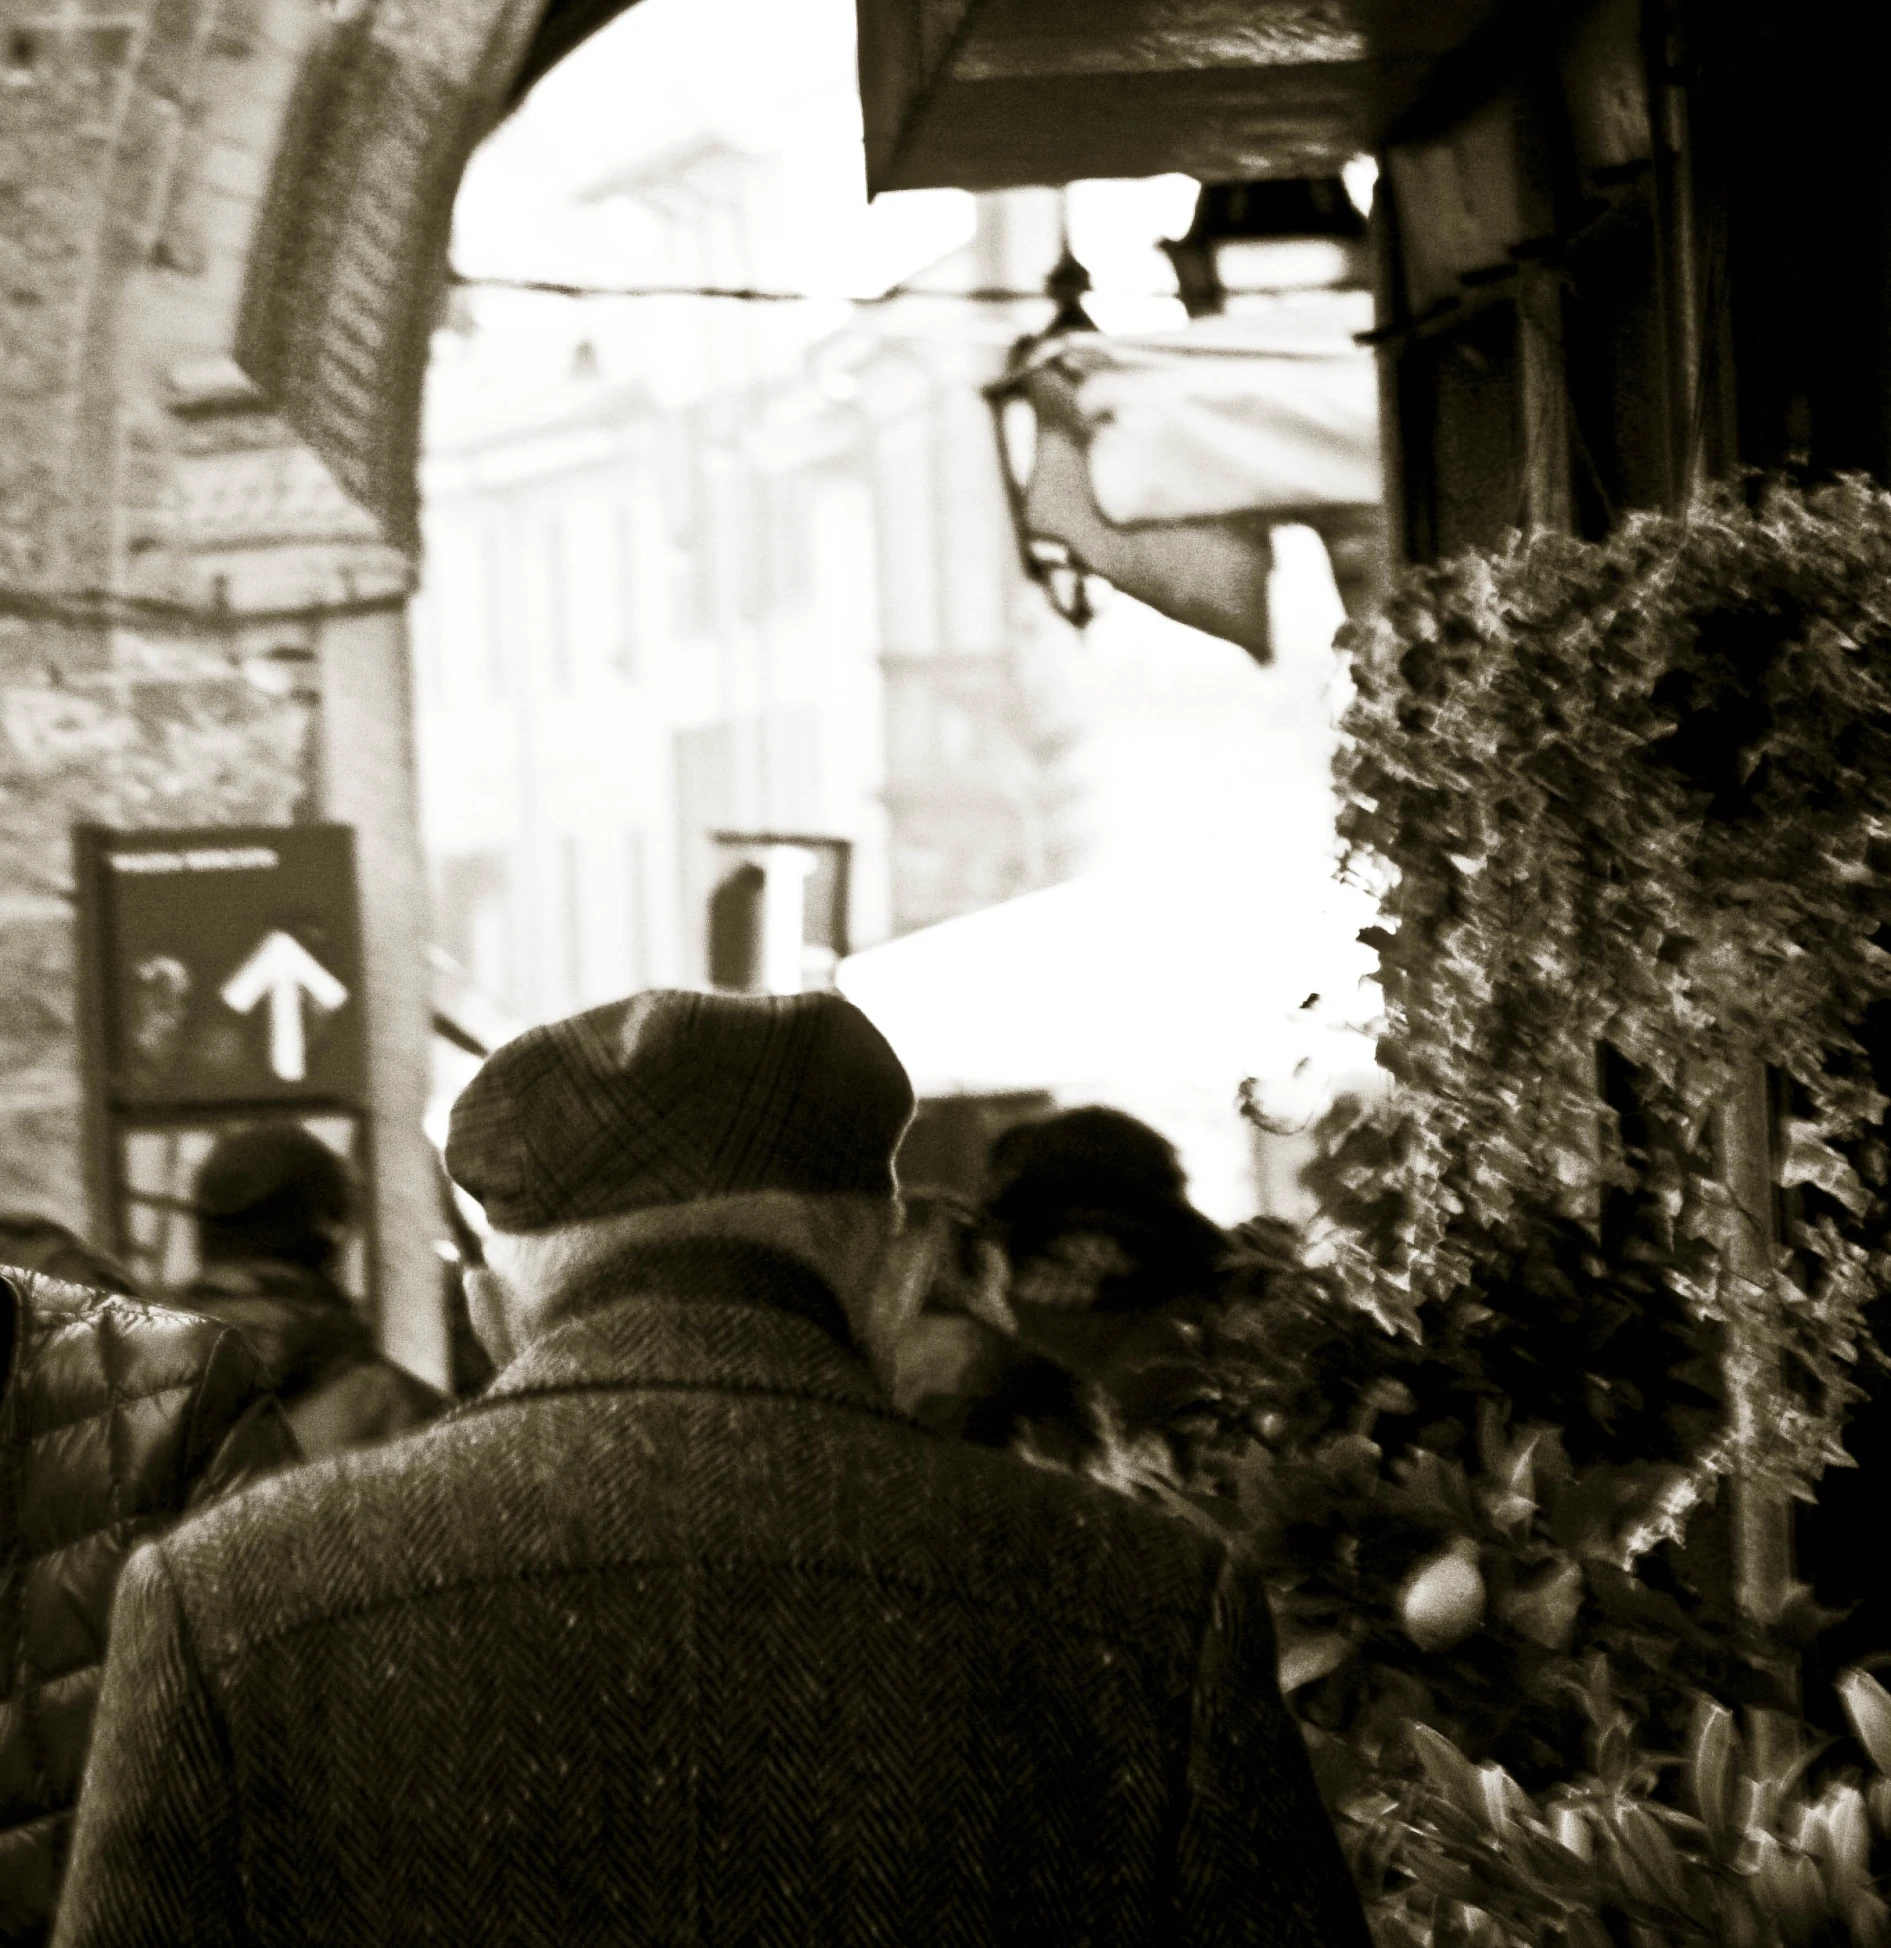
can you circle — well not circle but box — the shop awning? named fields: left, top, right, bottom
left=1041, top=319, right=1380, bottom=524
left=837, top=852, right=1380, bottom=1100
left=836, top=851, right=1383, bottom=1222
left=994, top=305, right=1383, bottom=656
left=856, top=0, right=1507, bottom=195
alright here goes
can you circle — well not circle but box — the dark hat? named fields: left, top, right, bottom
left=986, top=1106, right=1190, bottom=1212
left=983, top=1106, right=1227, bottom=1312
left=445, top=989, right=916, bottom=1233
left=193, top=1123, right=356, bottom=1272
left=194, top=1123, right=354, bottom=1224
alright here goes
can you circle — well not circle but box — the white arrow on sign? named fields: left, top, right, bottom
left=219, top=931, right=349, bottom=1083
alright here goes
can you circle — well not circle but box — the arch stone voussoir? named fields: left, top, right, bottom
left=236, top=0, right=547, bottom=553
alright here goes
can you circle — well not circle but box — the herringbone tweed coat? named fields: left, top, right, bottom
left=55, top=1242, right=1370, bottom=1948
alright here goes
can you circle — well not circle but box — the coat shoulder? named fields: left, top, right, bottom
left=12, top=1281, right=274, bottom=1522
left=285, top=1354, right=446, bottom=1458
left=17, top=1277, right=254, bottom=1422
left=157, top=1375, right=1230, bottom=1677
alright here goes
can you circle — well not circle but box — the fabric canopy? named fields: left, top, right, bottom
left=1028, top=315, right=1383, bottom=526
left=836, top=851, right=1381, bottom=1109
left=998, top=305, right=1384, bottom=658
left=836, top=849, right=1383, bottom=1223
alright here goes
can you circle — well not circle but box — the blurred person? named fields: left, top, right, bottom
left=181, top=1122, right=445, bottom=1457
left=890, top=1108, right=1231, bottom=1462
left=988, top=1107, right=1230, bottom=1431
left=0, top=1227, right=296, bottom=1945
left=55, top=989, right=1369, bottom=1948
left=985, top=1104, right=1228, bottom=1320
left=875, top=1186, right=1084, bottom=1447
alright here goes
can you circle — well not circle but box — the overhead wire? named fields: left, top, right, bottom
left=441, top=269, right=1370, bottom=357
left=445, top=268, right=1060, bottom=304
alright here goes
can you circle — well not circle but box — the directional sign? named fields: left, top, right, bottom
left=77, top=824, right=367, bottom=1109
left=221, top=931, right=351, bottom=1082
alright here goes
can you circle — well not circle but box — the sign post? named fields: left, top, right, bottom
left=74, top=825, right=373, bottom=1298
left=708, top=833, right=852, bottom=994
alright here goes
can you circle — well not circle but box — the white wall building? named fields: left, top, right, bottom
left=412, top=147, right=1083, bottom=1026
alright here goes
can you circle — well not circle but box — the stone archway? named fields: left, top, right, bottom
left=237, top=0, right=546, bottom=550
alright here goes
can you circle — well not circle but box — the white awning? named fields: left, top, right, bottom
left=837, top=853, right=1381, bottom=1106
left=1023, top=310, right=1382, bottom=527
left=996, top=305, right=1384, bottom=657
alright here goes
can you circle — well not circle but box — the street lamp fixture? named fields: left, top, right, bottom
left=987, top=242, right=1102, bottom=631
left=1161, top=176, right=1369, bottom=318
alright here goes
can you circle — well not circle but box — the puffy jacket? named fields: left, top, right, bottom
left=183, top=1261, right=445, bottom=1459
left=0, top=1271, right=297, bottom=1946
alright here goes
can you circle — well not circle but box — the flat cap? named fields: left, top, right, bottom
left=446, top=989, right=915, bottom=1233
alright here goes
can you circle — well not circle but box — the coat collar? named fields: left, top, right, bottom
left=475, top=1240, right=898, bottom=1422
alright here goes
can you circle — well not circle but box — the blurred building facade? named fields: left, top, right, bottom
left=411, top=165, right=1085, bottom=1022
left=408, top=126, right=1381, bottom=1224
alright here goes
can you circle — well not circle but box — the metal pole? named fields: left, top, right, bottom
left=1716, top=1053, right=1798, bottom=1766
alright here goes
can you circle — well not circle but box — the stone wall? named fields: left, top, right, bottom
left=0, top=0, right=562, bottom=1377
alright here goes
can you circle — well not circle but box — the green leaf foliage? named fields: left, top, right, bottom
left=1055, top=480, right=1891, bottom=1944
left=1332, top=477, right=1891, bottom=1496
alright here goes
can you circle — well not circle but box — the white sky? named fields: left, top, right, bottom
left=457, top=0, right=956, bottom=297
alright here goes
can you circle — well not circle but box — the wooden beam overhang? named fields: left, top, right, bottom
left=858, top=0, right=1509, bottom=195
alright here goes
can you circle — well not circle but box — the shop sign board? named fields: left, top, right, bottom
left=73, top=824, right=371, bottom=1291
left=77, top=824, right=366, bottom=1111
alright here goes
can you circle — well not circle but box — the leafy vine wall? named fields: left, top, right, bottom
left=1336, top=476, right=1891, bottom=1499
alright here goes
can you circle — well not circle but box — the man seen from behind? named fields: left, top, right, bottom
left=55, top=990, right=1370, bottom=1947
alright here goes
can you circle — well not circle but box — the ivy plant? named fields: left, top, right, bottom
left=1049, top=478, right=1891, bottom=1945
left=1334, top=474, right=1891, bottom=1496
